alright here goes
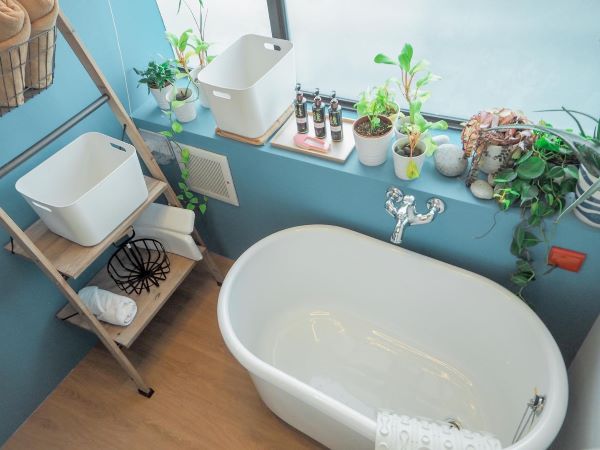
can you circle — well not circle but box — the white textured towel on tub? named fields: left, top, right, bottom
left=375, top=411, right=502, bottom=450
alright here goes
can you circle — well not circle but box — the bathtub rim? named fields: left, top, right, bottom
left=217, top=224, right=568, bottom=449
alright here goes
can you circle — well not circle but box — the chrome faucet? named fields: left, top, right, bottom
left=385, top=187, right=446, bottom=244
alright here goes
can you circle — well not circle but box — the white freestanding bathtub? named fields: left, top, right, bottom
left=217, top=225, right=568, bottom=449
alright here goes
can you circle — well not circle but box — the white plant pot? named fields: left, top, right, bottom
left=352, top=115, right=393, bottom=166
left=573, top=164, right=600, bottom=228
left=392, top=137, right=427, bottom=180
left=191, top=66, right=211, bottom=109
left=479, top=144, right=505, bottom=174
left=393, top=114, right=410, bottom=140
left=167, top=88, right=198, bottom=123
left=150, top=84, right=173, bottom=110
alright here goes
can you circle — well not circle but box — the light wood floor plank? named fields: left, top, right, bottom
left=6, top=254, right=323, bottom=450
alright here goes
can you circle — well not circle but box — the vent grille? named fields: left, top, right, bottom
left=175, top=144, right=239, bottom=206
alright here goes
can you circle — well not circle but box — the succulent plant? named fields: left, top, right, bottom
left=461, top=108, right=536, bottom=185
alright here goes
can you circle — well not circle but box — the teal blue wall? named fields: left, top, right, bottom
left=0, top=0, right=171, bottom=444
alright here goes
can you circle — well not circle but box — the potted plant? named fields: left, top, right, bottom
left=392, top=101, right=448, bottom=180
left=166, top=84, right=199, bottom=123
left=175, top=0, right=214, bottom=108
left=461, top=108, right=535, bottom=186
left=134, top=61, right=176, bottom=110
left=491, top=108, right=600, bottom=227
left=165, top=30, right=201, bottom=122
left=374, top=44, right=441, bottom=139
left=353, top=87, right=394, bottom=166
left=477, top=108, right=599, bottom=300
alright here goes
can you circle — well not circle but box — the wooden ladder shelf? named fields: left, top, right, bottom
left=0, top=10, right=224, bottom=397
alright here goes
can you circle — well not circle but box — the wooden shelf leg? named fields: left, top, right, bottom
left=0, top=208, right=153, bottom=395
left=56, top=11, right=224, bottom=285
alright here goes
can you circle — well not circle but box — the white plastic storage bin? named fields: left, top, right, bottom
left=16, top=132, right=148, bottom=247
left=196, top=34, right=295, bottom=138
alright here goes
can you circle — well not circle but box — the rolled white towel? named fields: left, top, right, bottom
left=78, top=286, right=137, bottom=327
left=375, top=411, right=502, bottom=450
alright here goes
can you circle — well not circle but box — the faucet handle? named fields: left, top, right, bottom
left=426, top=197, right=446, bottom=214
left=386, top=186, right=404, bottom=201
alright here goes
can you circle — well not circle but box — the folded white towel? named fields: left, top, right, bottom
left=375, top=411, right=502, bottom=450
left=134, top=203, right=195, bottom=235
left=78, top=286, right=137, bottom=327
left=134, top=225, right=203, bottom=261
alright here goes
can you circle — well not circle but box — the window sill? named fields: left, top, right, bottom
left=132, top=99, right=499, bottom=212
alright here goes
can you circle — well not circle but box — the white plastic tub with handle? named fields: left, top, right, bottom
left=15, top=132, right=149, bottom=247
left=196, top=34, right=295, bottom=139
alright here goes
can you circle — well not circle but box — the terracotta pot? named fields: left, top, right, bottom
left=352, top=115, right=393, bottom=166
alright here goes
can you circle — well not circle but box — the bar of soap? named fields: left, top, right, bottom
left=293, top=134, right=330, bottom=153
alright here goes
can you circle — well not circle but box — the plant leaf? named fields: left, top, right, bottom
left=517, top=156, right=546, bottom=180
left=564, top=165, right=579, bottom=179
left=406, top=159, right=420, bottom=179
left=409, top=59, right=429, bottom=76
left=398, top=44, right=413, bottom=72
left=374, top=53, right=396, bottom=65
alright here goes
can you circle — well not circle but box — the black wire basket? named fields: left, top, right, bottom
left=0, top=26, right=57, bottom=117
left=107, top=233, right=171, bottom=296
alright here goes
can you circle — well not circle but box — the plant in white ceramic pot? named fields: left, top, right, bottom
left=165, top=30, right=201, bottom=122
left=353, top=87, right=394, bottom=166
left=176, top=0, right=214, bottom=108
left=134, top=61, right=176, bottom=110
left=392, top=101, right=448, bottom=180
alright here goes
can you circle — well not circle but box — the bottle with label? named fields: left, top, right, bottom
left=329, top=91, right=343, bottom=142
left=312, top=88, right=327, bottom=139
left=294, top=83, right=308, bottom=134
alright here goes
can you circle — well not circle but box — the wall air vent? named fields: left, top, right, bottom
left=175, top=144, right=239, bottom=206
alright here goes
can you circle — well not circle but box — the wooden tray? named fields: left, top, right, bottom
left=270, top=112, right=355, bottom=163
left=215, top=105, right=294, bottom=146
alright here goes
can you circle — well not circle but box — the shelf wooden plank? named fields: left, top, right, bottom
left=4, top=176, right=167, bottom=279
left=56, top=247, right=205, bottom=348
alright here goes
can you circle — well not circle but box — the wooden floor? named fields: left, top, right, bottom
left=6, top=254, right=323, bottom=450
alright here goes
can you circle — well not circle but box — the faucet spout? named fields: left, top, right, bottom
left=384, top=188, right=446, bottom=245
left=391, top=214, right=409, bottom=244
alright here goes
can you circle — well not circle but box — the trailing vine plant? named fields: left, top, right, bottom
left=159, top=104, right=208, bottom=216
left=492, top=127, right=579, bottom=298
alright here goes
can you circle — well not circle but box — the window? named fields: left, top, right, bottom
left=285, top=0, right=600, bottom=128
left=155, top=0, right=272, bottom=55
left=156, top=0, right=600, bottom=129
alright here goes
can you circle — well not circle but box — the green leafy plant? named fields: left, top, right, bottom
left=354, top=85, right=395, bottom=133
left=176, top=0, right=213, bottom=69
left=490, top=108, right=600, bottom=221
left=398, top=101, right=448, bottom=178
left=486, top=108, right=600, bottom=298
left=492, top=126, right=579, bottom=297
left=164, top=30, right=201, bottom=105
left=159, top=111, right=208, bottom=216
left=166, top=29, right=198, bottom=73
left=374, top=43, right=440, bottom=111
left=133, top=61, right=176, bottom=92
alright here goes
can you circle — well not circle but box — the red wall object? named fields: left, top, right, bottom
left=547, top=246, right=587, bottom=272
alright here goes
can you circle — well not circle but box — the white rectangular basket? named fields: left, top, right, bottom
left=196, top=34, right=295, bottom=139
left=16, top=132, right=148, bottom=247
